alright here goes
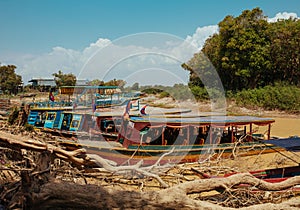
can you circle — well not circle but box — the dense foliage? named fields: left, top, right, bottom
left=137, top=84, right=196, bottom=100
left=0, top=64, right=22, bottom=95
left=180, top=8, right=300, bottom=111
left=88, top=79, right=126, bottom=90
left=52, top=70, right=77, bottom=87
left=183, top=8, right=300, bottom=92
left=235, top=83, right=300, bottom=112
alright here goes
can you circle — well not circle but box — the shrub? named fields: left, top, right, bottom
left=235, top=83, right=300, bottom=112
left=159, top=91, right=170, bottom=98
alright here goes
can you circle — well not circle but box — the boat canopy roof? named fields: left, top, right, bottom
left=266, top=137, right=300, bottom=152
left=61, top=85, right=118, bottom=89
left=29, top=107, right=73, bottom=111
left=129, top=116, right=275, bottom=127
left=60, top=86, right=119, bottom=95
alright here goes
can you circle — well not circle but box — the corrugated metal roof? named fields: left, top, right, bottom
left=28, top=78, right=56, bottom=86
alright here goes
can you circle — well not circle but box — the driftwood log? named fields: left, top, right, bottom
left=24, top=174, right=300, bottom=209
left=0, top=131, right=172, bottom=187
left=0, top=131, right=87, bottom=165
left=1, top=129, right=300, bottom=209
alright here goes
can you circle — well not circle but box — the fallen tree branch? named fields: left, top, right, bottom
left=88, top=154, right=169, bottom=188
left=29, top=173, right=300, bottom=210
left=161, top=173, right=300, bottom=195
left=0, top=131, right=86, bottom=165
left=2, top=129, right=300, bottom=209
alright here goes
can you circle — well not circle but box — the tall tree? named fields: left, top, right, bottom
left=191, top=7, right=300, bottom=92
left=186, top=8, right=275, bottom=92
left=104, top=79, right=126, bottom=90
left=268, top=18, right=300, bottom=85
left=131, top=82, right=139, bottom=91
left=87, top=79, right=105, bottom=86
left=0, top=64, right=22, bottom=94
left=216, top=8, right=271, bottom=90
left=52, top=70, right=76, bottom=88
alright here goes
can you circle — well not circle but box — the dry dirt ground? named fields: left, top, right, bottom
left=1, top=94, right=300, bottom=209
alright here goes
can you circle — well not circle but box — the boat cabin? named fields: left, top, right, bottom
left=119, top=116, right=275, bottom=148
left=59, top=112, right=93, bottom=132
left=27, top=107, right=72, bottom=128
left=44, top=110, right=64, bottom=129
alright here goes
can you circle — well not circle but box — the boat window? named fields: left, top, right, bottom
left=71, top=120, right=80, bottom=128
left=47, top=113, right=56, bottom=121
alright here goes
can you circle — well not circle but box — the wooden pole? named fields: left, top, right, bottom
left=187, top=126, right=190, bottom=144
left=249, top=123, right=253, bottom=142
left=231, top=126, right=234, bottom=143
left=209, top=126, right=212, bottom=144
left=267, top=124, right=271, bottom=140
left=162, top=126, right=166, bottom=145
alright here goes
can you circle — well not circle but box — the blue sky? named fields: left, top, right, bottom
left=1, top=0, right=299, bottom=53
left=0, top=0, right=299, bottom=85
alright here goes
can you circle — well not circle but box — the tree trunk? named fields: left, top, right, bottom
left=30, top=174, right=300, bottom=210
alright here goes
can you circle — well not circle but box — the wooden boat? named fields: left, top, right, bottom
left=225, top=165, right=300, bottom=182
left=26, top=86, right=141, bottom=136
left=27, top=105, right=96, bottom=138
left=266, top=136, right=300, bottom=152
left=60, top=115, right=285, bottom=166
left=41, top=111, right=97, bottom=138
left=59, top=85, right=140, bottom=109
left=27, top=107, right=73, bottom=128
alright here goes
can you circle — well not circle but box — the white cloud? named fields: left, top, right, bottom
left=268, top=12, right=299, bottom=23
left=6, top=38, right=111, bottom=84
left=5, top=11, right=298, bottom=86
left=185, top=25, right=218, bottom=51
left=78, top=33, right=199, bottom=86
left=82, top=38, right=111, bottom=58
left=1, top=25, right=219, bottom=86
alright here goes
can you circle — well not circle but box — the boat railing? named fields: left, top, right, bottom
left=29, top=101, right=73, bottom=108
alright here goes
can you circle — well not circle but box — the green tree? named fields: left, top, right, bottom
left=186, top=8, right=274, bottom=92
left=52, top=70, right=76, bottom=87
left=104, top=79, right=126, bottom=90
left=0, top=64, right=22, bottom=94
left=195, top=7, right=300, bottom=92
left=216, top=8, right=271, bottom=90
left=268, top=18, right=300, bottom=85
left=182, top=52, right=220, bottom=89
left=88, top=79, right=104, bottom=86
left=131, top=82, right=139, bottom=91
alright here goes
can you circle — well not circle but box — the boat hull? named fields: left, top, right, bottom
left=60, top=140, right=284, bottom=166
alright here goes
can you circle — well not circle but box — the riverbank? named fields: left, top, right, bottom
left=142, top=96, right=300, bottom=138
left=142, top=95, right=300, bottom=117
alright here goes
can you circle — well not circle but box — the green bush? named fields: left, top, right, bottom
left=190, top=86, right=209, bottom=100
left=159, top=91, right=170, bottom=98
left=141, top=88, right=163, bottom=94
left=235, top=83, right=300, bottom=112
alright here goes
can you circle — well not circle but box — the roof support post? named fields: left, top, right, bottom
left=249, top=123, right=253, bottom=142
left=231, top=126, right=234, bottom=143
left=267, top=124, right=271, bottom=140
left=162, top=126, right=166, bottom=145
left=209, top=126, right=212, bottom=144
